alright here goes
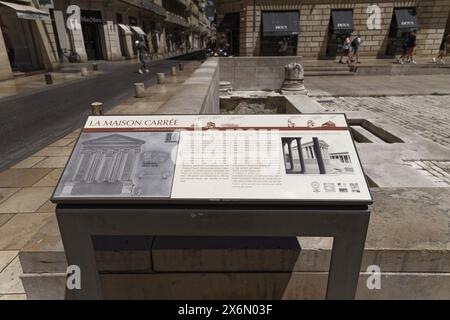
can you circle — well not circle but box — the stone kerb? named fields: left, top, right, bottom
left=219, top=56, right=304, bottom=91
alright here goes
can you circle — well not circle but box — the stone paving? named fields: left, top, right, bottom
left=307, top=74, right=450, bottom=97
left=0, top=61, right=200, bottom=299
left=314, top=95, right=450, bottom=148
left=0, top=67, right=450, bottom=299
left=403, top=160, right=450, bottom=186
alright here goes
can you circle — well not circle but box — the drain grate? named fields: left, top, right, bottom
left=403, top=160, right=450, bottom=186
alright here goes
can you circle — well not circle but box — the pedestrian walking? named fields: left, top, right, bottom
left=351, top=34, right=362, bottom=64
left=406, top=30, right=417, bottom=64
left=339, top=35, right=351, bottom=64
left=433, top=33, right=448, bottom=64
left=136, top=39, right=149, bottom=74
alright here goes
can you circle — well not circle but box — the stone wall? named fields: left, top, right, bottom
left=157, top=58, right=220, bottom=114
left=35, top=19, right=61, bottom=70
left=215, top=0, right=450, bottom=58
left=219, top=56, right=303, bottom=91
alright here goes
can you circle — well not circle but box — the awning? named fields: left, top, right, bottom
left=332, top=10, right=353, bottom=32
left=395, top=8, right=418, bottom=31
left=0, top=1, right=49, bottom=20
left=130, top=26, right=146, bottom=36
left=118, top=24, right=132, bottom=35
left=262, top=11, right=299, bottom=37
left=217, top=12, right=239, bottom=32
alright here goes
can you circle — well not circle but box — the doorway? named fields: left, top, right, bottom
left=325, top=10, right=353, bottom=59
left=81, top=10, right=104, bottom=61
left=217, top=12, right=240, bottom=56
left=260, top=35, right=298, bottom=56
left=385, top=8, right=418, bottom=57
left=260, top=11, right=299, bottom=56
left=82, top=23, right=102, bottom=60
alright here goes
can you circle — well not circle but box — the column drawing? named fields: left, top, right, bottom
left=66, top=134, right=145, bottom=195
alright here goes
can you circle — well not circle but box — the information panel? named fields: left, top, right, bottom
left=52, top=115, right=372, bottom=203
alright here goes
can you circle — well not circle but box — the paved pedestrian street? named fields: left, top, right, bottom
left=0, top=61, right=201, bottom=299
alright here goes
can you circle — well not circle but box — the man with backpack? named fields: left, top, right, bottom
left=136, top=38, right=149, bottom=74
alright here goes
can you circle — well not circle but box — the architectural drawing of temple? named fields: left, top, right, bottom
left=60, top=134, right=146, bottom=196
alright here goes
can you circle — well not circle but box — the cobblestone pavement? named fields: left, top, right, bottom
left=315, top=95, right=450, bottom=148
left=403, top=160, right=450, bottom=186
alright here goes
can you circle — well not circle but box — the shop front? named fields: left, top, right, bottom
left=217, top=12, right=239, bottom=56
left=325, top=9, right=353, bottom=59
left=385, top=8, right=418, bottom=57
left=260, top=11, right=299, bottom=56
left=0, top=1, right=49, bottom=72
left=81, top=9, right=105, bottom=60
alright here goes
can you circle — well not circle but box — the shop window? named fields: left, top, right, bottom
left=260, top=11, right=299, bottom=56
left=326, top=10, right=353, bottom=58
left=385, top=8, right=418, bottom=57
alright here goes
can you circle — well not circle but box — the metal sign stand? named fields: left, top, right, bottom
left=57, top=202, right=370, bottom=300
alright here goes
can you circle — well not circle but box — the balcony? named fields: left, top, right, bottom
left=166, top=12, right=189, bottom=28
left=120, top=0, right=167, bottom=18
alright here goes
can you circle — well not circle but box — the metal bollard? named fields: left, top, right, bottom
left=81, top=67, right=88, bottom=77
left=134, top=83, right=145, bottom=98
left=178, top=63, right=184, bottom=71
left=92, top=63, right=98, bottom=71
left=156, top=73, right=165, bottom=84
left=90, top=102, right=104, bottom=115
left=45, top=73, right=53, bottom=85
left=170, top=66, right=177, bottom=76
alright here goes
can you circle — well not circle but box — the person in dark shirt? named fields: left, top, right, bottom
left=406, top=30, right=417, bottom=64
left=136, top=39, right=149, bottom=74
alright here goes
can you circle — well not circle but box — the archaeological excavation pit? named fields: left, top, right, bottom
left=220, top=95, right=300, bottom=114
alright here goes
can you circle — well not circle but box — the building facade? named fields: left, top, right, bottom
left=0, top=0, right=60, bottom=79
left=0, top=0, right=211, bottom=80
left=215, top=0, right=450, bottom=59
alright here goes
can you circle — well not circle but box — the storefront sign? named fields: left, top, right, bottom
left=81, top=10, right=103, bottom=24
left=394, top=8, right=418, bottom=31
left=53, top=115, right=372, bottom=204
left=262, top=11, right=300, bottom=36
left=331, top=10, right=353, bottom=32
left=17, top=12, right=49, bottom=20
